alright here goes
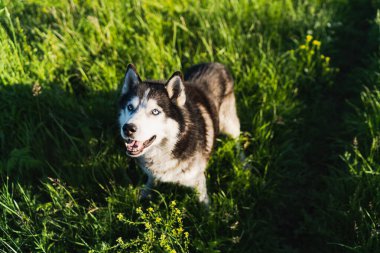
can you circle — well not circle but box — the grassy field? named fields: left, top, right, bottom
left=1, top=0, right=380, bottom=252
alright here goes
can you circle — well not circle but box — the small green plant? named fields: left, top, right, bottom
left=112, top=201, right=189, bottom=253
left=303, top=35, right=330, bottom=69
left=290, top=34, right=338, bottom=87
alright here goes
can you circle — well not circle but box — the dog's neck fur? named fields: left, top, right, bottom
left=136, top=116, right=180, bottom=169
left=136, top=135, right=206, bottom=188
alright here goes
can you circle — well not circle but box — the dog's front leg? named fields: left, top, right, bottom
left=195, top=174, right=210, bottom=206
left=140, top=171, right=154, bottom=200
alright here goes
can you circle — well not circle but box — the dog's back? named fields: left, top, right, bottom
left=185, top=63, right=240, bottom=139
left=185, top=63, right=234, bottom=108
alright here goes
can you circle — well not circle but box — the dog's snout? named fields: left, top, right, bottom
left=123, top=123, right=137, bottom=137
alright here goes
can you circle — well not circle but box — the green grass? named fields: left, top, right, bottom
left=1, top=0, right=380, bottom=252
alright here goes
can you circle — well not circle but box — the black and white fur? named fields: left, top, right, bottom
left=119, top=63, right=240, bottom=204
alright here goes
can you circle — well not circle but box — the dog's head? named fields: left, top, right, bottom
left=119, top=64, right=186, bottom=157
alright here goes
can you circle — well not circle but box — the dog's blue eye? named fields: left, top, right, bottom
left=152, top=109, right=160, bottom=115
left=127, top=104, right=134, bottom=111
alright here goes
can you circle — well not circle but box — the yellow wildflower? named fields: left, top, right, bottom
left=325, top=56, right=330, bottom=64
left=147, top=207, right=154, bottom=213
left=116, top=213, right=124, bottom=221
left=170, top=250, right=176, bottom=253
left=299, top=45, right=307, bottom=50
left=321, top=54, right=325, bottom=59
left=155, top=217, right=162, bottom=223
left=312, top=40, right=321, bottom=47
left=177, top=227, right=184, bottom=234
left=145, top=222, right=152, bottom=230
left=116, top=237, right=124, bottom=244
left=184, top=232, right=189, bottom=238
left=170, top=201, right=176, bottom=207
left=306, top=35, right=313, bottom=42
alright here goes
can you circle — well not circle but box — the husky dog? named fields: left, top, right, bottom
left=119, top=63, right=240, bottom=204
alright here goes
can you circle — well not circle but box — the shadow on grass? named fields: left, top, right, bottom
left=0, top=84, right=140, bottom=193
left=268, top=1, right=379, bottom=252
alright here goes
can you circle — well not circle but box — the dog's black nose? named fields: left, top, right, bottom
left=123, top=123, right=137, bottom=136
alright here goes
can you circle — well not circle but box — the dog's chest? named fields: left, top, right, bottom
left=137, top=150, right=206, bottom=186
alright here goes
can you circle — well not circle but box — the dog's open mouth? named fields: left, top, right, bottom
left=124, top=135, right=156, bottom=156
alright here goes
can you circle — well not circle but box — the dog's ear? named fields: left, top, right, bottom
left=165, top=71, right=186, bottom=106
left=121, top=64, right=141, bottom=95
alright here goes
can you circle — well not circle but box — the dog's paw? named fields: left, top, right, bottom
left=199, top=194, right=210, bottom=207
left=139, top=187, right=152, bottom=200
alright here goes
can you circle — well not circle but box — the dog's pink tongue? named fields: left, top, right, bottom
left=133, top=141, right=143, bottom=150
left=126, top=140, right=143, bottom=150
